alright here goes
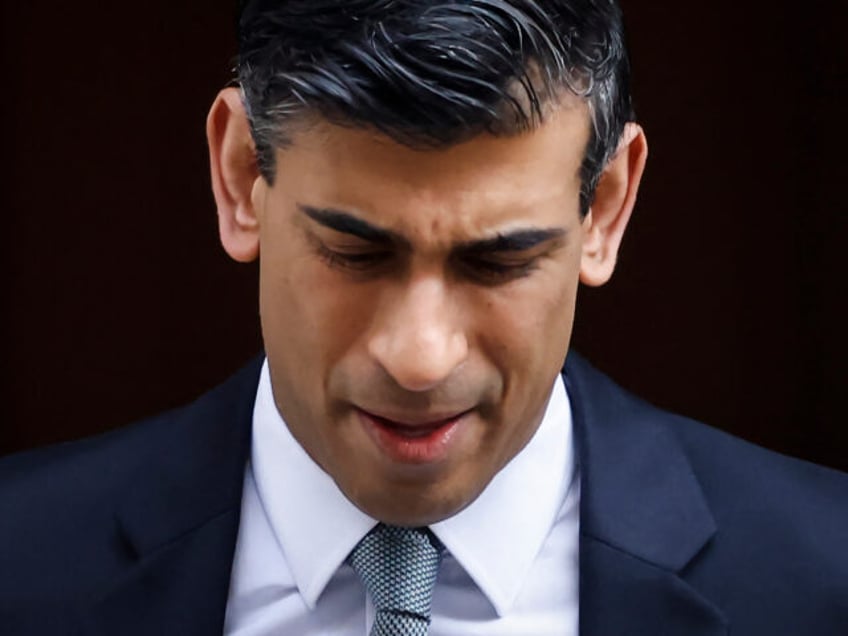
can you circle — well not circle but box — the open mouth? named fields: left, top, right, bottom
left=370, top=414, right=456, bottom=437
left=357, top=409, right=469, bottom=464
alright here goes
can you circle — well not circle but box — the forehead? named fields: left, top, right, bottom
left=270, top=101, right=591, bottom=237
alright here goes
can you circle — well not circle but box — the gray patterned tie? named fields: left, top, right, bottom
left=348, top=524, right=444, bottom=636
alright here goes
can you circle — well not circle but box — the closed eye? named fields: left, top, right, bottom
left=314, top=243, right=394, bottom=272
left=451, top=228, right=565, bottom=284
left=453, top=253, right=540, bottom=284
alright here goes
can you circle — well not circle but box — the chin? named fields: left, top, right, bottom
left=355, top=481, right=479, bottom=527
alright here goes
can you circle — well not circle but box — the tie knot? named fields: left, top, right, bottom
left=348, top=524, right=444, bottom=630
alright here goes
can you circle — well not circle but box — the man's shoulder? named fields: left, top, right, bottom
left=0, top=355, right=263, bottom=494
left=0, top=356, right=263, bottom=615
left=669, top=413, right=848, bottom=629
left=0, top=406, right=184, bottom=621
left=0, top=404, right=181, bottom=517
left=566, top=350, right=848, bottom=498
left=567, top=351, right=848, bottom=631
left=667, top=405, right=848, bottom=508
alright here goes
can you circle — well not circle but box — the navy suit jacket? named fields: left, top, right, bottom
left=1, top=352, right=847, bottom=635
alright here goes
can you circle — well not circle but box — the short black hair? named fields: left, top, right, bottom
left=237, top=0, right=633, bottom=215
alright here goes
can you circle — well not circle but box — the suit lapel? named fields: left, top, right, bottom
left=82, top=356, right=263, bottom=635
left=564, top=352, right=728, bottom=636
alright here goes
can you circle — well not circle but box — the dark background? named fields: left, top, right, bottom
left=2, top=2, right=846, bottom=471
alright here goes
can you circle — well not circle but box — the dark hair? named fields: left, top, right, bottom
left=237, top=0, right=633, bottom=215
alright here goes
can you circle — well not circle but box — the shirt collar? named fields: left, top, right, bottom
left=431, top=374, right=574, bottom=615
left=251, top=359, right=574, bottom=614
left=251, top=360, right=376, bottom=609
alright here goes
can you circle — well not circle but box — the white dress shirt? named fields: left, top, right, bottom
left=225, top=359, right=580, bottom=635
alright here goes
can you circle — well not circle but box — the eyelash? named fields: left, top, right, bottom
left=315, top=243, right=539, bottom=283
left=456, top=256, right=539, bottom=284
left=315, top=244, right=393, bottom=272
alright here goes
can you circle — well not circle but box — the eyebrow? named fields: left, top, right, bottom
left=456, top=228, right=567, bottom=254
left=299, top=205, right=407, bottom=247
left=298, top=204, right=566, bottom=252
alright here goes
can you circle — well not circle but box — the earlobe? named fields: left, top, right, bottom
left=207, top=87, right=262, bottom=263
left=579, top=122, right=648, bottom=287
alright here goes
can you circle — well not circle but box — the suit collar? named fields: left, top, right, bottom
left=564, top=351, right=716, bottom=570
left=84, top=356, right=263, bottom=635
left=564, top=351, right=728, bottom=635
left=116, top=356, right=262, bottom=556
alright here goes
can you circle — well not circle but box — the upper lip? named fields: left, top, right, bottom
left=357, top=407, right=472, bottom=428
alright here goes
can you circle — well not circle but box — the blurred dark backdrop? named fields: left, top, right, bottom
left=2, top=2, right=846, bottom=471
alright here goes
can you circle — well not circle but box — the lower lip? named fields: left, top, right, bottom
left=358, top=410, right=464, bottom=464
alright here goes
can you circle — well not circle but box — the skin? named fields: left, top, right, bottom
left=207, top=88, right=647, bottom=526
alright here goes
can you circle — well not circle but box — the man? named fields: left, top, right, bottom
left=1, top=1, right=846, bottom=634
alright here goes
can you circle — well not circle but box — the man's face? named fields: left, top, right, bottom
left=253, top=104, right=592, bottom=526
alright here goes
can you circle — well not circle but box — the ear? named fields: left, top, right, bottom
left=206, top=87, right=262, bottom=263
left=579, top=122, right=648, bottom=286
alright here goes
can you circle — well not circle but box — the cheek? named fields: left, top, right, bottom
left=259, top=247, right=374, bottom=376
left=467, top=271, right=578, bottom=471
left=477, top=264, right=580, bottom=374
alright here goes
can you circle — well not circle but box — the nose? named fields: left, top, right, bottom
left=367, top=275, right=468, bottom=392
